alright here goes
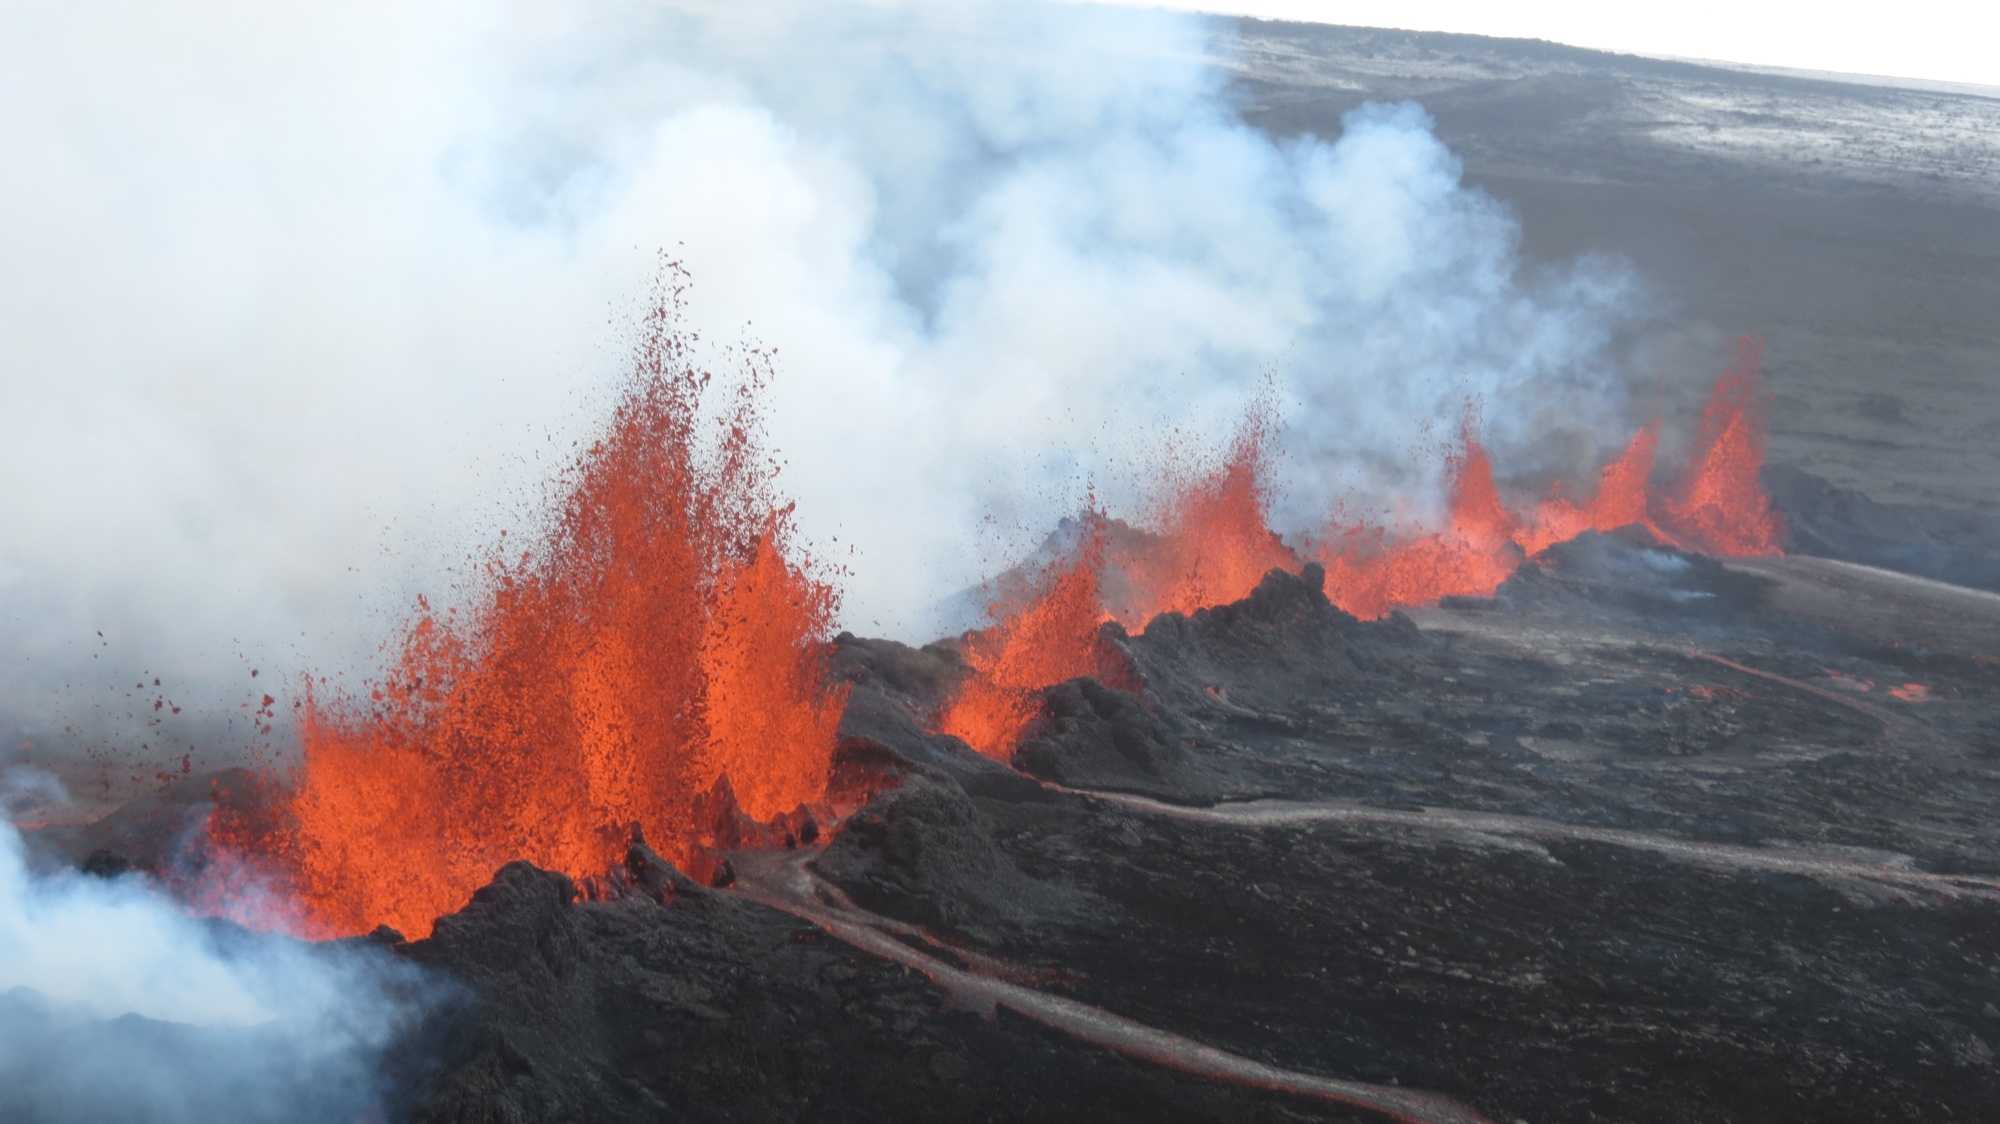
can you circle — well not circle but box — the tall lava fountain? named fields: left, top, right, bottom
left=212, top=275, right=845, bottom=938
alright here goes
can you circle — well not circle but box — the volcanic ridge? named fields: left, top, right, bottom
left=16, top=266, right=2000, bottom=1124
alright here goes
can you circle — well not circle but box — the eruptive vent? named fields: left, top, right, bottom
left=937, top=341, right=1782, bottom=759
left=1316, top=341, right=1780, bottom=618
left=1314, top=428, right=1525, bottom=621
left=1107, top=408, right=1301, bottom=629
left=939, top=510, right=1114, bottom=759
left=1515, top=422, right=1663, bottom=557
left=940, top=407, right=1300, bottom=759
left=1661, top=338, right=1784, bottom=556
left=211, top=275, right=846, bottom=938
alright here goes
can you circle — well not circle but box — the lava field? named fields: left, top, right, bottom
left=19, top=310, right=2000, bottom=1122
left=7, top=11, right=2000, bottom=1124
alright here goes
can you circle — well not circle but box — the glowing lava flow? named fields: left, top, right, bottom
left=211, top=284, right=847, bottom=939
left=938, top=513, right=1114, bottom=759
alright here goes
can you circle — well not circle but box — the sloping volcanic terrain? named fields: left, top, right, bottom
left=26, top=527, right=2000, bottom=1122
left=801, top=540, right=2000, bottom=1122
left=14, top=22, right=2000, bottom=1124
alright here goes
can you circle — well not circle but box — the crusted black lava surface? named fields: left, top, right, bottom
left=389, top=848, right=1378, bottom=1123
left=30, top=525, right=2000, bottom=1123
left=809, top=540, right=2000, bottom=1123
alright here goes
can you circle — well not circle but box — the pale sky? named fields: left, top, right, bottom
left=1103, top=1, right=2000, bottom=89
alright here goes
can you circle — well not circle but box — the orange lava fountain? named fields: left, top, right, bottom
left=1514, top=422, right=1663, bottom=557
left=930, top=339, right=1783, bottom=754
left=1109, top=409, right=1300, bottom=629
left=1315, top=432, right=1525, bottom=620
left=1318, top=339, right=1780, bottom=618
left=939, top=512, right=1113, bottom=759
left=211, top=276, right=846, bottom=939
left=1658, top=338, right=1784, bottom=555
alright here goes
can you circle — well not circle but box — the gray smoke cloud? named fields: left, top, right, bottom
left=0, top=818, right=435, bottom=1121
left=1, top=767, right=67, bottom=821
left=0, top=1, right=1656, bottom=763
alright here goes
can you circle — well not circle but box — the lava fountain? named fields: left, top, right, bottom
left=1107, top=405, right=1300, bottom=629
left=939, top=509, right=1116, bottom=759
left=1318, top=338, right=1781, bottom=618
left=1658, top=337, right=1784, bottom=555
left=1315, top=427, right=1526, bottom=620
left=211, top=274, right=847, bottom=938
left=934, top=341, right=1785, bottom=758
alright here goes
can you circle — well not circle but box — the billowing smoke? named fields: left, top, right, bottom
left=1, top=767, right=67, bottom=821
left=0, top=817, right=434, bottom=1120
left=0, top=1, right=1657, bottom=764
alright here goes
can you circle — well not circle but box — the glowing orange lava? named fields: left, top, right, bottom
left=1659, top=337, right=1783, bottom=556
left=1316, top=340, right=1779, bottom=617
left=1515, top=422, right=1663, bottom=557
left=1109, top=409, right=1300, bottom=629
left=1315, top=431, right=1525, bottom=620
left=212, top=280, right=845, bottom=938
left=937, top=409, right=1301, bottom=759
left=930, top=341, right=1785, bottom=756
left=939, top=512, right=1113, bottom=759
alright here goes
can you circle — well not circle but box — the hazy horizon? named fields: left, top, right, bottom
left=1096, top=1, right=2000, bottom=90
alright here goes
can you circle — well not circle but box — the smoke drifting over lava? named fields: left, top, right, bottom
left=940, top=342, right=1780, bottom=758
left=1, top=0, right=1670, bottom=766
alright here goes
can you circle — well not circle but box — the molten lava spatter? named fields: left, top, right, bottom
left=931, top=341, right=1784, bottom=754
left=1515, top=422, right=1663, bottom=557
left=1318, top=341, right=1779, bottom=617
left=939, top=411, right=1295, bottom=758
left=940, top=513, right=1113, bottom=760
left=1108, top=408, right=1299, bottom=630
left=701, top=519, right=848, bottom=818
left=212, top=282, right=846, bottom=939
left=1315, top=432, right=1525, bottom=620
left=1660, top=338, right=1783, bottom=555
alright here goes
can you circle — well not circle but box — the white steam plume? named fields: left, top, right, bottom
left=0, top=1, right=1656, bottom=756
left=0, top=818, right=433, bottom=1120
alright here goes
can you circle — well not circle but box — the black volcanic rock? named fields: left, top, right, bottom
left=812, top=776, right=1096, bottom=944
left=1764, top=464, right=2000, bottom=593
left=1012, top=564, right=1423, bottom=800
left=79, top=848, right=135, bottom=879
left=395, top=853, right=1365, bottom=1123
left=805, top=540, right=2000, bottom=1121
left=828, top=632, right=1044, bottom=801
left=1492, top=529, right=1775, bottom=620
left=1126, top=564, right=1421, bottom=713
left=1014, top=676, right=1194, bottom=795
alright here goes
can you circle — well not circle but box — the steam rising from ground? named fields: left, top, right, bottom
left=0, top=817, right=432, bottom=1120
left=0, top=0, right=1657, bottom=758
